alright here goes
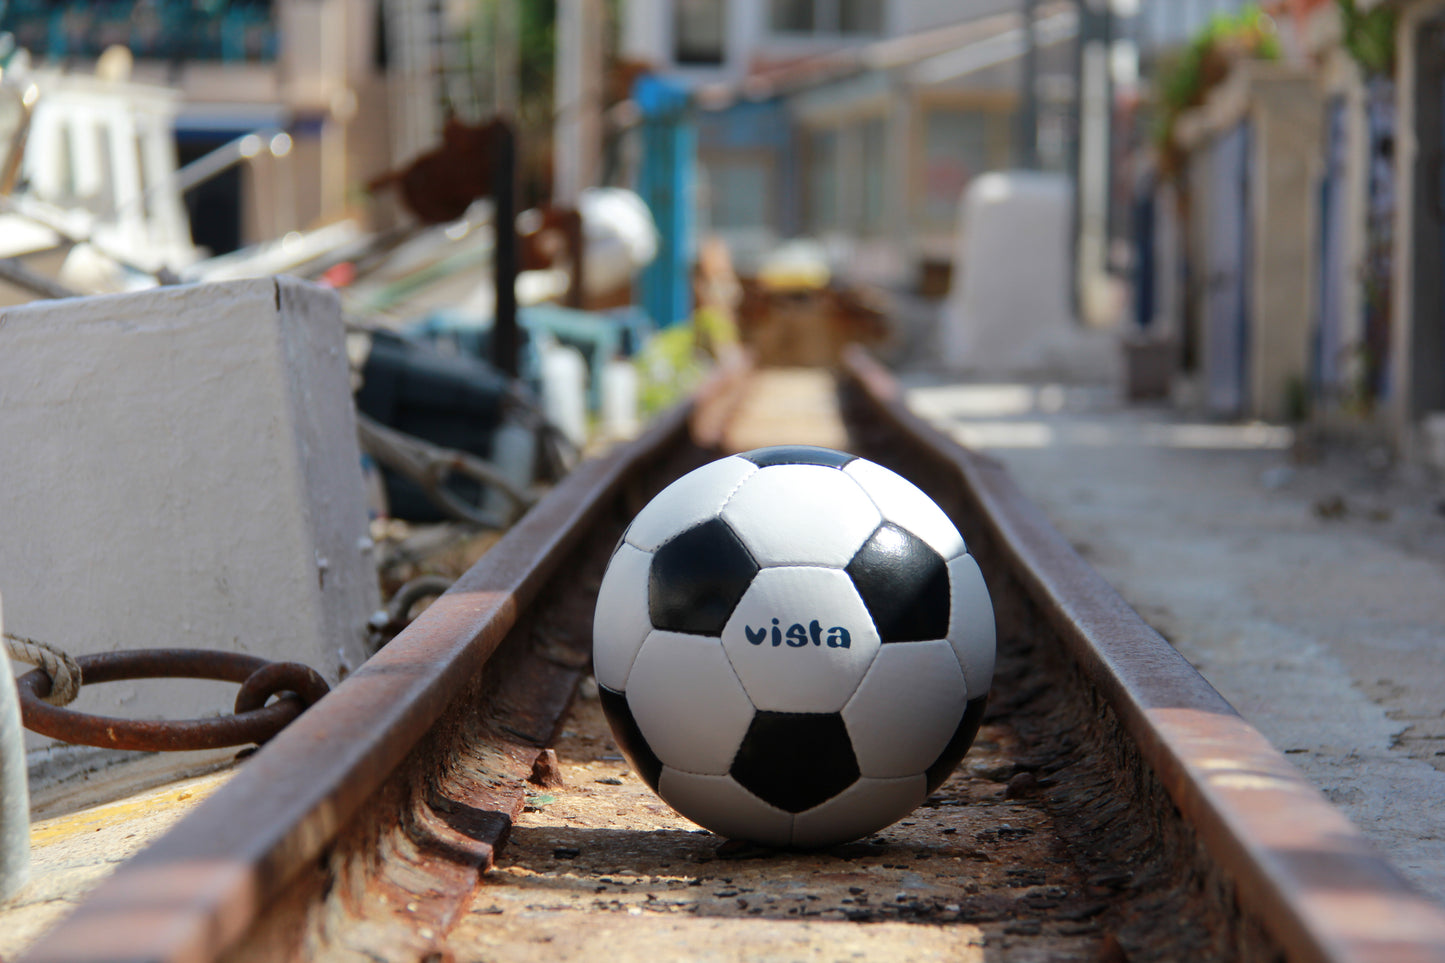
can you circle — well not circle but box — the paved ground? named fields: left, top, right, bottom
left=903, top=375, right=1445, bottom=904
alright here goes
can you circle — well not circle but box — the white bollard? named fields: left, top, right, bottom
left=601, top=357, right=640, bottom=440
left=0, top=594, right=29, bottom=902
left=940, top=171, right=1119, bottom=381
left=539, top=336, right=589, bottom=451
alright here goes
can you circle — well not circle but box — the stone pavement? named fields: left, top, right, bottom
left=902, top=375, right=1445, bottom=904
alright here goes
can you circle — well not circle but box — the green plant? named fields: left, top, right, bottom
left=1153, top=6, right=1282, bottom=175
left=635, top=323, right=710, bottom=415
left=1337, top=0, right=1396, bottom=76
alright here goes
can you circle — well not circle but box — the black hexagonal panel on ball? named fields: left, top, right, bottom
left=649, top=518, right=760, bottom=635
left=597, top=684, right=663, bottom=791
left=730, top=711, right=860, bottom=813
left=845, top=522, right=951, bottom=643
left=738, top=445, right=857, bottom=469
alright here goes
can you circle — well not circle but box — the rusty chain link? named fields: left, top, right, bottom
left=15, top=649, right=330, bottom=752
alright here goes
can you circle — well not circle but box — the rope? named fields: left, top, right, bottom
left=3, top=633, right=82, bottom=707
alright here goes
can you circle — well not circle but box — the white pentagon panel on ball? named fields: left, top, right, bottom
left=842, top=640, right=969, bottom=779
left=790, top=775, right=927, bottom=849
left=721, top=566, right=880, bottom=713
left=843, top=459, right=966, bottom=560
left=623, top=455, right=757, bottom=552
left=720, top=464, right=881, bottom=567
left=948, top=553, right=997, bottom=697
left=625, top=632, right=756, bottom=775
left=592, top=542, right=655, bottom=691
left=658, top=768, right=793, bottom=846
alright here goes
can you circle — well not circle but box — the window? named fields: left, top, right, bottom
left=859, top=118, right=885, bottom=236
left=771, top=0, right=881, bottom=36
left=807, top=130, right=838, bottom=233
left=703, top=158, right=772, bottom=230
left=839, top=0, right=883, bottom=34
left=771, top=0, right=814, bottom=32
left=675, top=0, right=725, bottom=65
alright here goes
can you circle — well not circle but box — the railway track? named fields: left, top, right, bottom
left=12, top=350, right=1445, bottom=963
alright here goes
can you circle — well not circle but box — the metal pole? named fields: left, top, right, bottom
left=1018, top=0, right=1040, bottom=169
left=494, top=0, right=518, bottom=118
left=493, top=119, right=520, bottom=378
left=554, top=0, right=602, bottom=205
left=1072, top=0, right=1112, bottom=322
left=563, top=207, right=586, bottom=309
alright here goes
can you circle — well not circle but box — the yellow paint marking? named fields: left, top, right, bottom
left=29, top=768, right=235, bottom=848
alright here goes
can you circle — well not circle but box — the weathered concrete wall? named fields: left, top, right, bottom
left=1249, top=68, right=1322, bottom=422
left=0, top=278, right=379, bottom=756
left=1177, top=61, right=1323, bottom=422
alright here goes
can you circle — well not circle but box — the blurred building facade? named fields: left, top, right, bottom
left=1135, top=0, right=1266, bottom=50
left=0, top=0, right=399, bottom=256
left=1137, top=0, right=1445, bottom=461
left=1378, top=0, right=1445, bottom=460
left=621, top=0, right=1079, bottom=288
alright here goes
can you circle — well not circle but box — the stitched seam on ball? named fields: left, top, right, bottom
left=714, top=466, right=756, bottom=516
left=946, top=537, right=970, bottom=559
left=661, top=761, right=738, bottom=779
left=663, top=771, right=793, bottom=819
left=764, top=561, right=857, bottom=571
left=714, top=636, right=753, bottom=776
left=848, top=473, right=888, bottom=525
left=849, top=465, right=970, bottom=559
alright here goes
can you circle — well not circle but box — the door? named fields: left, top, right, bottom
left=1411, top=18, right=1445, bottom=416
left=1314, top=98, right=1348, bottom=405
left=1204, top=122, right=1251, bottom=416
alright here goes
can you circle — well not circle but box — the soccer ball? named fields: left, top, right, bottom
left=592, top=445, right=995, bottom=848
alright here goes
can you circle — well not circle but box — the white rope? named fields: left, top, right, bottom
left=3, top=633, right=82, bottom=707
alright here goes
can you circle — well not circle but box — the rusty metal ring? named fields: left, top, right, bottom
left=233, top=661, right=330, bottom=715
left=16, top=649, right=331, bottom=753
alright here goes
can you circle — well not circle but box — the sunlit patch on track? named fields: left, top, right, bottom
left=447, top=686, right=1104, bottom=963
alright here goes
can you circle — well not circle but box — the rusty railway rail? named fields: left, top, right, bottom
left=15, top=351, right=1445, bottom=963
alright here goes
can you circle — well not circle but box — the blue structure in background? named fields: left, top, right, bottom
left=697, top=97, right=801, bottom=239
left=634, top=75, right=696, bottom=329
left=410, top=304, right=653, bottom=411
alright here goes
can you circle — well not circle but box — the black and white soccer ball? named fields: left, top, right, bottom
left=592, top=445, right=994, bottom=848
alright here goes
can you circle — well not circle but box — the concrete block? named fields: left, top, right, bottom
left=0, top=278, right=379, bottom=756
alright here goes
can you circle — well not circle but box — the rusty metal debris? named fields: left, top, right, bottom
left=357, top=414, right=537, bottom=529
left=15, top=649, right=329, bottom=752
left=384, top=575, right=457, bottom=633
